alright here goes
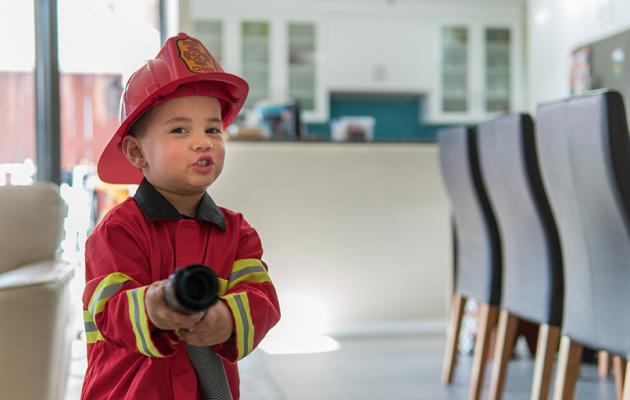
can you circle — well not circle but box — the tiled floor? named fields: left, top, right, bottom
left=66, top=334, right=616, bottom=399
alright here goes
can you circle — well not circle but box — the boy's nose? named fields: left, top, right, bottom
left=192, top=136, right=212, bottom=151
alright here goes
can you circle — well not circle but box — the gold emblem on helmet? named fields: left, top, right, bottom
left=176, top=38, right=217, bottom=73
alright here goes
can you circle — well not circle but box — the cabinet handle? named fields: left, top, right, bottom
left=373, top=64, right=387, bottom=82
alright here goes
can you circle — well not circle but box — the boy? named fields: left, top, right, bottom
left=81, top=33, right=280, bottom=399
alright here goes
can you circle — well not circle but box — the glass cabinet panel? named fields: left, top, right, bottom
left=242, top=21, right=270, bottom=108
left=288, top=23, right=316, bottom=111
left=484, top=28, right=511, bottom=113
left=441, top=26, right=468, bottom=112
left=193, top=20, right=223, bottom=63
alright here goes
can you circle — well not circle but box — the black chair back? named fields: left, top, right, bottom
left=438, top=127, right=501, bottom=305
left=477, top=114, right=563, bottom=326
left=537, top=90, right=630, bottom=354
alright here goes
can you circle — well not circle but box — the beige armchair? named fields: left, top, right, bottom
left=0, top=184, right=75, bottom=400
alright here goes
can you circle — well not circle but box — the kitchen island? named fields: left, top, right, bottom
left=210, top=142, right=451, bottom=335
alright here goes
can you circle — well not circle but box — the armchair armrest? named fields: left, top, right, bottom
left=0, top=260, right=74, bottom=291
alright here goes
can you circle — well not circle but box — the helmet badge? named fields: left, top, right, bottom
left=176, top=38, right=217, bottom=73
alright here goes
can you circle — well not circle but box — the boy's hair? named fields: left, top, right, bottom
left=127, top=110, right=154, bottom=138
left=128, top=113, right=149, bottom=138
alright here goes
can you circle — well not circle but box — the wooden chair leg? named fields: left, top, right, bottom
left=613, top=355, right=626, bottom=400
left=599, top=351, right=611, bottom=378
left=552, top=336, right=583, bottom=400
left=488, top=310, right=519, bottom=400
left=530, top=324, right=561, bottom=400
left=442, top=293, right=466, bottom=384
left=622, top=361, right=630, bottom=400
left=468, top=303, right=499, bottom=400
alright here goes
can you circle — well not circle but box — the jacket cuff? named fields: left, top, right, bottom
left=126, top=286, right=177, bottom=358
left=215, top=293, right=254, bottom=361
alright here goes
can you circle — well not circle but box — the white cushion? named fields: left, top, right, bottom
left=0, top=183, right=62, bottom=274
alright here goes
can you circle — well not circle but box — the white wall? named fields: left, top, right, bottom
left=527, top=0, right=630, bottom=111
left=209, top=143, right=451, bottom=335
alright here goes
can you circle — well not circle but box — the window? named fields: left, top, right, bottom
left=0, top=1, right=36, bottom=184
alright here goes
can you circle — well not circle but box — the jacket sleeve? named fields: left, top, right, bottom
left=215, top=217, right=281, bottom=362
left=82, top=219, right=178, bottom=358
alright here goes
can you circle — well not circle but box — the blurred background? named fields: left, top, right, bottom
left=1, top=0, right=629, bottom=399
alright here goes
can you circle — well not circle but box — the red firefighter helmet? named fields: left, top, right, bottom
left=97, top=32, right=249, bottom=184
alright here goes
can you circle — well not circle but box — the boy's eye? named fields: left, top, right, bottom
left=206, top=127, right=222, bottom=134
left=171, top=127, right=186, bottom=134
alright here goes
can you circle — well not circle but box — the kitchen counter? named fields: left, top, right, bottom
left=210, top=141, right=451, bottom=333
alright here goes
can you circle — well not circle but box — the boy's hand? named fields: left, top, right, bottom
left=179, top=300, right=234, bottom=347
left=145, top=280, right=205, bottom=331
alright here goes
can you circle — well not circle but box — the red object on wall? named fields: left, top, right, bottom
left=0, top=71, right=121, bottom=176
left=0, top=72, right=35, bottom=164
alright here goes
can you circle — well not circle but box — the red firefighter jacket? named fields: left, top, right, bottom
left=81, top=179, right=280, bottom=399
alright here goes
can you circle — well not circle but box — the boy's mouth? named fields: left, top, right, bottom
left=193, top=157, right=213, bottom=167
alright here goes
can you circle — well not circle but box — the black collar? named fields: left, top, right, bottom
left=133, top=178, right=226, bottom=230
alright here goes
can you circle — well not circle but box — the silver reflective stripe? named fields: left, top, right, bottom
left=229, top=265, right=266, bottom=282
left=234, top=295, right=251, bottom=356
left=84, top=321, right=98, bottom=333
left=130, top=289, right=152, bottom=356
left=89, top=282, right=125, bottom=317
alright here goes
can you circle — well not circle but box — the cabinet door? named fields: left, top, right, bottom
left=325, top=18, right=431, bottom=92
left=288, top=22, right=316, bottom=112
left=241, top=21, right=270, bottom=109
left=483, top=27, right=511, bottom=114
left=428, top=24, right=474, bottom=123
left=430, top=20, right=521, bottom=123
left=193, top=20, right=223, bottom=64
left=440, top=26, right=470, bottom=114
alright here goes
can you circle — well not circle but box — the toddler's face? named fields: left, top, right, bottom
left=136, top=95, right=225, bottom=195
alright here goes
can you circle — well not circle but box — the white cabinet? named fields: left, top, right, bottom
left=240, top=21, right=271, bottom=109
left=186, top=0, right=525, bottom=125
left=324, top=18, right=432, bottom=93
left=427, top=18, right=524, bottom=123
left=192, top=20, right=223, bottom=62
left=191, top=16, right=327, bottom=122
left=288, top=23, right=316, bottom=112
left=285, top=21, right=326, bottom=121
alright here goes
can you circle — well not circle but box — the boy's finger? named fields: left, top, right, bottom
left=146, top=282, right=167, bottom=307
left=167, top=310, right=205, bottom=329
left=187, top=322, right=212, bottom=334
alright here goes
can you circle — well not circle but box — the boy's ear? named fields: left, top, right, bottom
left=121, top=135, right=148, bottom=168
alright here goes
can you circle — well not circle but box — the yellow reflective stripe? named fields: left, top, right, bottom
left=126, top=286, right=164, bottom=358
left=217, top=277, right=228, bottom=296
left=86, top=330, right=104, bottom=344
left=83, top=310, right=104, bottom=344
left=228, top=259, right=271, bottom=290
left=224, top=292, right=254, bottom=360
left=88, top=272, right=133, bottom=320
left=232, top=259, right=263, bottom=273
left=83, top=309, right=94, bottom=324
